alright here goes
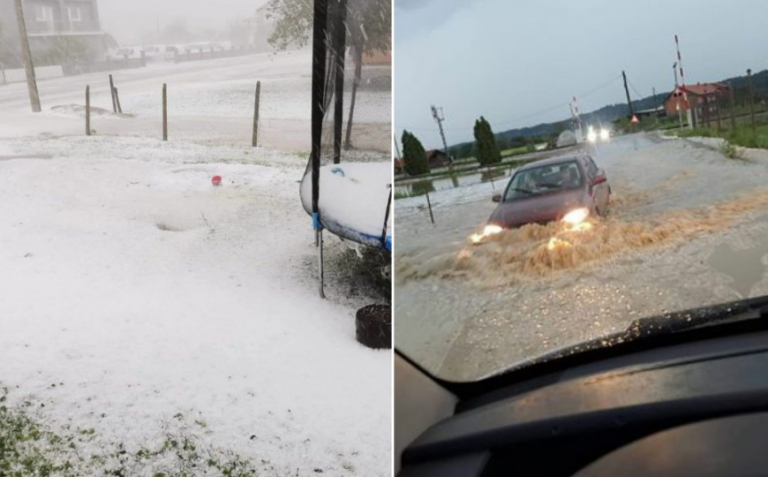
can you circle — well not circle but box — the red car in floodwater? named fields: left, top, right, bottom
left=489, top=154, right=611, bottom=229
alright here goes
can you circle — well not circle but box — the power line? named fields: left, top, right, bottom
left=627, top=78, right=644, bottom=102
left=399, top=74, right=623, bottom=135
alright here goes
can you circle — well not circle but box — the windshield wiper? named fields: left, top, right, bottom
left=538, top=183, right=561, bottom=189
left=510, top=188, right=533, bottom=195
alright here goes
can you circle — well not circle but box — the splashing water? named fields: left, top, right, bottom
left=396, top=190, right=768, bottom=288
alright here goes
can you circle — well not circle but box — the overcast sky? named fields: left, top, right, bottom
left=99, top=0, right=267, bottom=45
left=395, top=0, right=768, bottom=148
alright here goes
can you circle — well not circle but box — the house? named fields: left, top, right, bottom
left=0, top=0, right=109, bottom=63
left=633, top=106, right=666, bottom=119
left=426, top=149, right=451, bottom=168
left=394, top=158, right=404, bottom=175
left=664, top=82, right=730, bottom=122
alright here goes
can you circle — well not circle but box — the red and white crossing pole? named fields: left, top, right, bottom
left=572, top=96, right=584, bottom=141
left=675, top=34, right=693, bottom=129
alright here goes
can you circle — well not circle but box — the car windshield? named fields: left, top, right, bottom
left=394, top=0, right=768, bottom=383
left=504, top=160, right=583, bottom=200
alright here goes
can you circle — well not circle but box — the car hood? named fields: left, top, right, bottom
left=489, top=188, right=587, bottom=228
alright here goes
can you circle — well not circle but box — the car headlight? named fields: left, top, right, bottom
left=600, top=129, right=610, bottom=140
left=562, top=207, right=590, bottom=225
left=470, top=223, right=504, bottom=244
left=587, top=131, right=597, bottom=143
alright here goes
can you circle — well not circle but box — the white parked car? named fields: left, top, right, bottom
left=162, top=45, right=186, bottom=59
left=142, top=45, right=166, bottom=61
left=106, top=46, right=143, bottom=61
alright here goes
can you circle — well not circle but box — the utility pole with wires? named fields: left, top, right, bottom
left=431, top=105, right=453, bottom=164
left=14, top=0, right=41, bottom=112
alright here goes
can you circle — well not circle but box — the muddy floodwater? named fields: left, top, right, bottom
left=395, top=133, right=768, bottom=381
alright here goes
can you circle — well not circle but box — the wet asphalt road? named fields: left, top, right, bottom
left=395, top=132, right=768, bottom=381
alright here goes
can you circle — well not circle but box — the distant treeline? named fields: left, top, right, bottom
left=445, top=69, right=768, bottom=161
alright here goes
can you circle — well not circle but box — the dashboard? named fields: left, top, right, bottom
left=397, top=328, right=768, bottom=476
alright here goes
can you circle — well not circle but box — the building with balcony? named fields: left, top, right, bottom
left=0, top=0, right=110, bottom=64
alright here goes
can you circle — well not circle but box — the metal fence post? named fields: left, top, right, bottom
left=729, top=82, right=736, bottom=130
left=426, top=192, right=435, bottom=224
left=748, top=68, right=756, bottom=133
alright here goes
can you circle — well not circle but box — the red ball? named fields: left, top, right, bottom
left=212, top=175, right=222, bottom=186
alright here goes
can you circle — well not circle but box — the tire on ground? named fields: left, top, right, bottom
left=355, top=304, right=391, bottom=349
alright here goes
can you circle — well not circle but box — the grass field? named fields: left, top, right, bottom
left=676, top=121, right=768, bottom=150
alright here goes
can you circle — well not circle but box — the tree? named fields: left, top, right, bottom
left=401, top=130, right=429, bottom=176
left=266, top=0, right=391, bottom=149
left=473, top=116, right=501, bottom=166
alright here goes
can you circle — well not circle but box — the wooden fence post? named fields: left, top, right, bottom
left=252, top=81, right=260, bottom=147
left=715, top=92, right=722, bottom=132
left=109, top=74, right=116, bottom=112
left=85, top=85, right=90, bottom=136
left=162, top=83, right=168, bottom=141
left=114, top=87, right=122, bottom=114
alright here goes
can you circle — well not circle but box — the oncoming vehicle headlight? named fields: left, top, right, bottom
left=587, top=130, right=597, bottom=143
left=562, top=207, right=590, bottom=225
left=600, top=128, right=610, bottom=141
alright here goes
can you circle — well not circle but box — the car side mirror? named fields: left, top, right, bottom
left=492, top=193, right=502, bottom=203
left=592, top=175, right=606, bottom=186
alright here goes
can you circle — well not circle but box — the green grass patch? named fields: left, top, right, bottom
left=676, top=123, right=768, bottom=150
left=0, top=386, right=270, bottom=476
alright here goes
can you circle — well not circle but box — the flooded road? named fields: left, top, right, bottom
left=395, top=133, right=768, bottom=381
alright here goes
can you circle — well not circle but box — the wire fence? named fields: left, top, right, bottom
left=72, top=54, right=390, bottom=155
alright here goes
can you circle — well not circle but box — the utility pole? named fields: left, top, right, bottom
left=652, top=86, right=658, bottom=125
left=431, top=105, right=452, bottom=164
left=393, top=133, right=401, bottom=159
left=14, top=0, right=41, bottom=112
left=622, top=71, right=634, bottom=118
